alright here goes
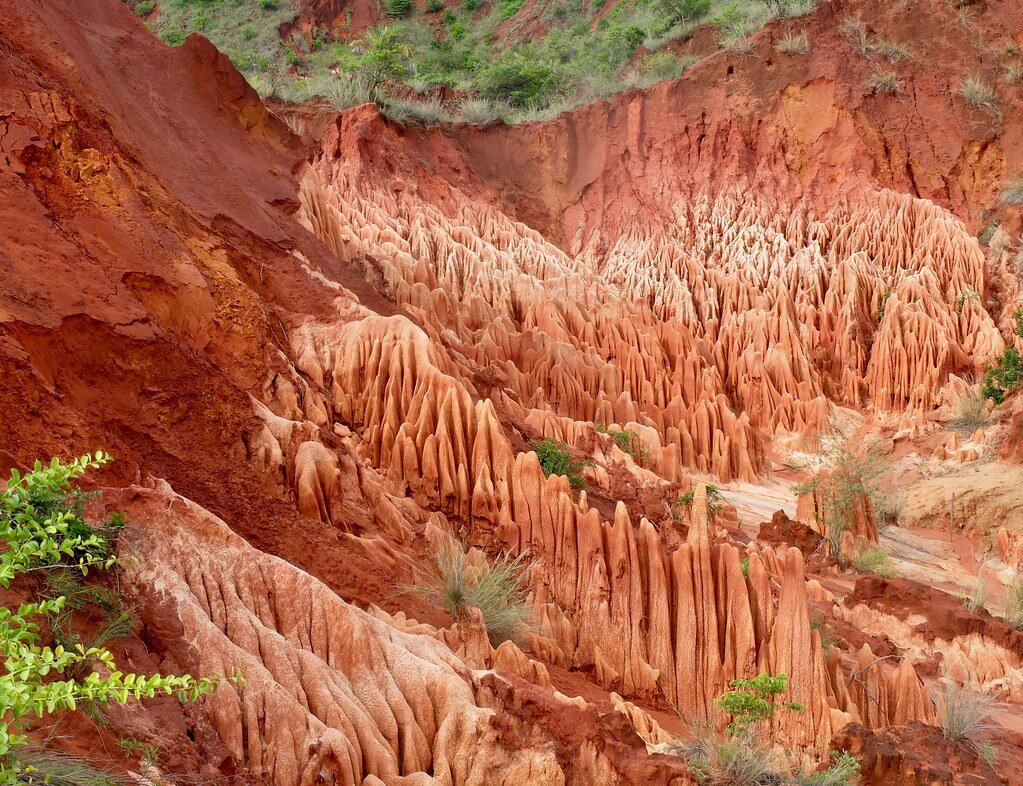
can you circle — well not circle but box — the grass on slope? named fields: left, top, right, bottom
left=137, top=0, right=818, bottom=123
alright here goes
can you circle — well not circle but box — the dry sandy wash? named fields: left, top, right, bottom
left=2, top=0, right=1023, bottom=784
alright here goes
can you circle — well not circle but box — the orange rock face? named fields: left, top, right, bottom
left=3, top=0, right=1023, bottom=783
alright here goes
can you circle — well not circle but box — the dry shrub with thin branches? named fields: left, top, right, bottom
left=793, top=435, right=886, bottom=560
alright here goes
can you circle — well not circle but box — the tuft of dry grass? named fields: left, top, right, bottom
left=1000, top=177, right=1023, bottom=205
left=952, top=390, right=988, bottom=431
left=849, top=541, right=897, bottom=577
left=870, top=69, right=904, bottom=96
left=965, top=564, right=993, bottom=614
left=775, top=30, right=811, bottom=55
left=399, top=540, right=534, bottom=644
left=670, top=726, right=778, bottom=786
left=1003, top=573, right=1023, bottom=630
left=937, top=682, right=996, bottom=747
left=839, top=15, right=870, bottom=54
left=871, top=39, right=913, bottom=62
left=957, top=75, right=999, bottom=113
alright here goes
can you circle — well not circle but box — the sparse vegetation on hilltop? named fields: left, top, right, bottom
left=143, top=0, right=821, bottom=122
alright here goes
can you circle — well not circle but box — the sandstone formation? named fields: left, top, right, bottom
left=2, top=0, right=1023, bottom=783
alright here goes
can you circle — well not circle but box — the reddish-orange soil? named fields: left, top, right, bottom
left=3, top=0, right=1023, bottom=783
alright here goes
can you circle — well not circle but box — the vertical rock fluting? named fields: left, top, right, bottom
left=301, top=114, right=1020, bottom=447
left=114, top=482, right=698, bottom=786
left=279, top=309, right=931, bottom=754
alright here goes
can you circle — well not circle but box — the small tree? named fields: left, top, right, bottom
left=794, top=436, right=885, bottom=562
left=981, top=348, right=1023, bottom=404
left=355, top=27, right=414, bottom=90
left=715, top=672, right=804, bottom=733
left=0, top=454, right=226, bottom=782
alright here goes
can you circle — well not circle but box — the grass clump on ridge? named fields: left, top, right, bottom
left=952, top=389, right=988, bottom=431
left=400, top=540, right=534, bottom=644
left=848, top=540, right=897, bottom=577
left=964, top=563, right=993, bottom=614
left=937, top=682, right=997, bottom=757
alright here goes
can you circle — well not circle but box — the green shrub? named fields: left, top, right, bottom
left=400, top=541, right=533, bottom=644
left=462, top=0, right=482, bottom=10
left=258, top=0, right=278, bottom=9
left=981, top=347, right=1023, bottom=404
left=134, top=1, right=154, bottom=16
left=497, top=0, right=525, bottom=19
left=0, top=454, right=226, bottom=780
left=425, top=0, right=444, bottom=10
left=672, top=674, right=857, bottom=784
left=479, top=56, right=563, bottom=109
left=359, top=26, right=415, bottom=88
left=675, top=484, right=724, bottom=514
left=715, top=672, right=804, bottom=733
left=531, top=439, right=588, bottom=489
left=160, top=28, right=186, bottom=46
left=598, top=427, right=647, bottom=465
left=386, top=0, right=414, bottom=18
left=655, top=0, right=711, bottom=25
